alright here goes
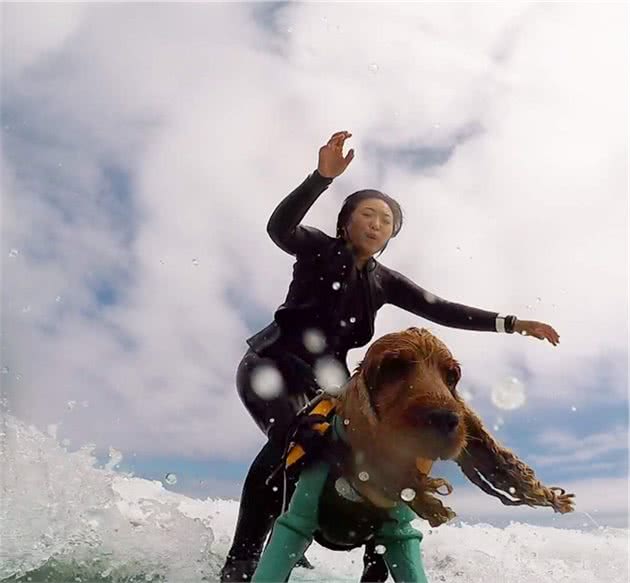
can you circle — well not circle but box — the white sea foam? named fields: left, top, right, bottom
left=1, top=414, right=628, bottom=582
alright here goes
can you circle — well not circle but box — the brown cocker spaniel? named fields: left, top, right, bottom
left=334, top=326, right=575, bottom=527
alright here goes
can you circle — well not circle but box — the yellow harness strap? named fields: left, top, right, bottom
left=285, top=398, right=336, bottom=468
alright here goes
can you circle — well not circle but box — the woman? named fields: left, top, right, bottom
left=220, top=130, right=559, bottom=582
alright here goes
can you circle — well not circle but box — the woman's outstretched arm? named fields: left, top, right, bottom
left=267, top=130, right=354, bottom=255
left=266, top=169, right=333, bottom=255
left=384, top=268, right=505, bottom=333
left=385, top=268, right=560, bottom=344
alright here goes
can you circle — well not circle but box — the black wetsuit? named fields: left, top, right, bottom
left=221, top=169, right=503, bottom=582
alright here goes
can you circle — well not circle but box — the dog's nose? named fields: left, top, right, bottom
left=427, top=409, right=460, bottom=435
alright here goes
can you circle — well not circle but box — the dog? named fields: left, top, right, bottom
left=251, top=327, right=575, bottom=582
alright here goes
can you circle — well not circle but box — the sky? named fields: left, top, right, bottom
left=1, top=1, right=628, bottom=530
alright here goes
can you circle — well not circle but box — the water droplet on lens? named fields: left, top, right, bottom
left=349, top=316, right=356, bottom=323
left=340, top=320, right=347, bottom=327
left=368, top=63, right=379, bottom=73
left=192, top=258, right=199, bottom=266
left=343, top=418, right=350, bottom=425
left=332, top=281, right=341, bottom=290
left=303, top=328, right=326, bottom=354
left=55, top=296, right=62, bottom=302
left=424, top=292, right=436, bottom=303
left=459, top=387, right=474, bottom=401
left=335, top=477, right=355, bottom=498
left=375, top=544, right=386, bottom=555
left=314, top=358, right=347, bottom=395
left=358, top=471, right=370, bottom=482
left=400, top=488, right=416, bottom=502
left=491, top=377, right=526, bottom=410
left=165, top=473, right=177, bottom=485
left=67, top=400, right=76, bottom=410
left=571, top=406, right=577, bottom=412
left=508, top=486, right=516, bottom=494
left=1, top=367, right=8, bottom=374
left=8, top=249, right=19, bottom=258
left=251, top=365, right=284, bottom=399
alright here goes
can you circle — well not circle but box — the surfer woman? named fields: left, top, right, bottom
left=220, top=130, right=559, bottom=582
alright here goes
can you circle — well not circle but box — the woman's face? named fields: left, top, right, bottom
left=344, top=198, right=394, bottom=257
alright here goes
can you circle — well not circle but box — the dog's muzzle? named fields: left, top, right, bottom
left=426, top=409, right=460, bottom=436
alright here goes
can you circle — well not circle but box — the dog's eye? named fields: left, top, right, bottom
left=445, top=368, right=459, bottom=388
left=378, top=357, right=414, bottom=385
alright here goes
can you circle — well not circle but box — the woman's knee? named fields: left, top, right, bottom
left=236, top=351, right=298, bottom=440
left=237, top=352, right=274, bottom=429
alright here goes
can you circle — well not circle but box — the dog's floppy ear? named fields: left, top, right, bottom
left=362, top=346, right=417, bottom=394
left=455, top=402, right=575, bottom=514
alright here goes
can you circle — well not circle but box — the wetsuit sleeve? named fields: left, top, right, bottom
left=251, top=461, right=330, bottom=583
left=266, top=169, right=334, bottom=256
left=385, top=268, right=500, bottom=332
left=376, top=504, right=429, bottom=583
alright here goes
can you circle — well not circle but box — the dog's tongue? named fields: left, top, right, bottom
left=416, top=458, right=433, bottom=475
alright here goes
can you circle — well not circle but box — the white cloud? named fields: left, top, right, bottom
left=529, top=425, right=628, bottom=467
left=1, top=3, right=627, bottom=463
left=1, top=3, right=87, bottom=79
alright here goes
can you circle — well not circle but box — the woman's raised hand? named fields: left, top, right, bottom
left=317, top=130, right=355, bottom=179
left=514, top=319, right=560, bottom=346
